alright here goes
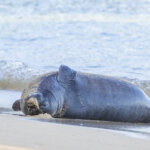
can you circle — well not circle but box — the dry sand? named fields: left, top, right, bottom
left=0, top=114, right=150, bottom=150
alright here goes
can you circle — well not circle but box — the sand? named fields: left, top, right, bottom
left=0, top=114, right=150, bottom=150
left=0, top=90, right=150, bottom=150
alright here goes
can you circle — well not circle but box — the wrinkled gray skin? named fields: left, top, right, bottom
left=12, top=65, right=150, bottom=122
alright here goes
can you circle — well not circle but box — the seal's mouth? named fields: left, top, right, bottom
left=26, top=97, right=42, bottom=115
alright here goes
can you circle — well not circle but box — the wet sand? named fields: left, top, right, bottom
left=0, top=113, right=150, bottom=150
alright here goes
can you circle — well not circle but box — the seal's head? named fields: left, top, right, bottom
left=12, top=92, right=48, bottom=115
left=21, top=93, right=48, bottom=115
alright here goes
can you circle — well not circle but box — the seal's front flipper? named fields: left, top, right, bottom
left=12, top=99, right=21, bottom=111
left=58, top=65, right=76, bottom=83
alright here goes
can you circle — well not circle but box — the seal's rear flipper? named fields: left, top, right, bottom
left=12, top=99, right=21, bottom=111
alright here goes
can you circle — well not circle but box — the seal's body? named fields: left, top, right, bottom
left=13, top=65, right=150, bottom=122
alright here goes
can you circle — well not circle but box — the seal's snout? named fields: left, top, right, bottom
left=26, top=97, right=41, bottom=115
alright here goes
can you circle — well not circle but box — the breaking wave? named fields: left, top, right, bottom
left=0, top=60, right=43, bottom=90
left=0, top=60, right=150, bottom=97
left=122, top=77, right=150, bottom=97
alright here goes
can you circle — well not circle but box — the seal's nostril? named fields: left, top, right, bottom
left=27, top=106, right=39, bottom=115
left=28, top=105, right=36, bottom=109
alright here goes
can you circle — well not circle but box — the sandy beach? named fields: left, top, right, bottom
left=0, top=113, right=149, bottom=150
left=0, top=90, right=150, bottom=150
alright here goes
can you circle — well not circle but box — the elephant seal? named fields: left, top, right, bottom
left=12, top=65, right=150, bottom=122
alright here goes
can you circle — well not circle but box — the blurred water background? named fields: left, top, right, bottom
left=0, top=0, right=150, bottom=96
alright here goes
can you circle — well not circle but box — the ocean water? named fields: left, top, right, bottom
left=0, top=1, right=150, bottom=93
